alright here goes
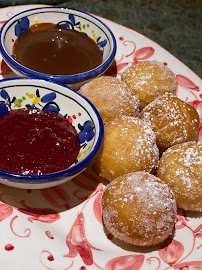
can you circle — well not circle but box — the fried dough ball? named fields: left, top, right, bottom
left=95, top=116, right=159, bottom=181
left=157, top=141, right=202, bottom=211
left=102, top=171, right=177, bottom=246
left=139, top=94, right=199, bottom=154
left=121, top=60, right=176, bottom=109
left=79, top=76, right=140, bottom=124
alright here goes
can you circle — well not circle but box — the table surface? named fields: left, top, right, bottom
left=0, top=0, right=201, bottom=78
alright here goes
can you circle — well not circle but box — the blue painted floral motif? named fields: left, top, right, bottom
left=57, top=14, right=80, bottom=30
left=0, top=89, right=11, bottom=115
left=57, top=14, right=107, bottom=54
left=26, top=89, right=60, bottom=113
left=0, top=103, right=8, bottom=116
left=96, top=37, right=107, bottom=54
left=14, top=16, right=30, bottom=37
left=40, top=92, right=59, bottom=112
left=96, top=37, right=107, bottom=49
left=41, top=92, right=56, bottom=103
left=78, top=120, right=95, bottom=144
left=0, top=88, right=60, bottom=115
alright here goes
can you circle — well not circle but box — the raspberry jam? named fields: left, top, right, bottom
left=0, top=108, right=80, bottom=175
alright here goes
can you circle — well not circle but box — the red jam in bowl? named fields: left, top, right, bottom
left=0, top=108, right=80, bottom=175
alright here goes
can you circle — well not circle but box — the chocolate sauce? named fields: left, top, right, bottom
left=13, top=23, right=103, bottom=75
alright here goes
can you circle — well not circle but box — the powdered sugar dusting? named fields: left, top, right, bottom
left=157, top=141, right=202, bottom=211
left=121, top=60, right=176, bottom=108
left=79, top=76, right=140, bottom=124
left=102, top=171, right=177, bottom=246
left=139, top=93, right=200, bottom=153
left=95, top=116, right=159, bottom=181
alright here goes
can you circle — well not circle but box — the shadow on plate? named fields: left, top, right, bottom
left=0, top=59, right=17, bottom=79
left=0, top=163, right=108, bottom=216
left=177, top=208, right=202, bottom=219
left=103, top=59, right=118, bottom=77
left=103, top=224, right=176, bottom=253
left=0, top=58, right=118, bottom=79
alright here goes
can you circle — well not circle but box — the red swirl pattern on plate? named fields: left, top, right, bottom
left=0, top=202, right=13, bottom=221
left=105, top=254, right=145, bottom=270
left=0, top=5, right=201, bottom=270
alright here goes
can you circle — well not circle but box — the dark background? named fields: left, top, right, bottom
left=0, top=0, right=201, bottom=77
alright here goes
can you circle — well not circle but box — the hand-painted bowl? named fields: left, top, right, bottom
left=0, top=7, right=117, bottom=90
left=0, top=78, right=104, bottom=189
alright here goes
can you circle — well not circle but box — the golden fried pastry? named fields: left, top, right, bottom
left=121, top=60, right=176, bottom=108
left=95, top=116, right=159, bottom=181
left=79, top=76, right=140, bottom=124
left=157, top=141, right=202, bottom=211
left=102, top=171, right=177, bottom=246
left=139, top=94, right=199, bottom=154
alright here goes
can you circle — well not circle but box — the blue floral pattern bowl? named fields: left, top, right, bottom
left=0, top=78, right=104, bottom=189
left=0, top=7, right=117, bottom=89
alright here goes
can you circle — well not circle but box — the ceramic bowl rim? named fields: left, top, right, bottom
left=0, top=77, right=104, bottom=184
left=0, top=6, right=117, bottom=84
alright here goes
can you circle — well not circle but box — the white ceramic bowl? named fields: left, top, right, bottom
left=0, top=7, right=117, bottom=89
left=0, top=78, right=104, bottom=189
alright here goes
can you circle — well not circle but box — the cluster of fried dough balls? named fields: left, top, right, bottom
left=79, top=60, right=201, bottom=247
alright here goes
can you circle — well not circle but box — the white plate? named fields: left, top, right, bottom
left=0, top=5, right=201, bottom=270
